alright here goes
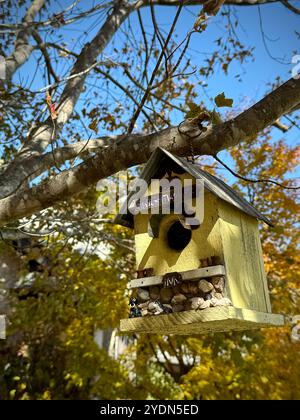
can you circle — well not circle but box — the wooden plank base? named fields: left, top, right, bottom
left=120, top=307, right=285, bottom=335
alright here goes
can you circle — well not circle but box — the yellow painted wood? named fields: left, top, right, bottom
left=218, top=200, right=271, bottom=313
left=251, top=221, right=272, bottom=313
left=134, top=185, right=224, bottom=276
left=133, top=169, right=272, bottom=317
left=120, top=307, right=285, bottom=335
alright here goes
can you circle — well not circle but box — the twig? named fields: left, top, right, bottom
left=150, top=1, right=169, bottom=78
left=95, top=68, right=158, bottom=131
left=214, top=154, right=300, bottom=190
left=122, top=65, right=183, bottom=111
left=127, top=2, right=183, bottom=133
left=32, top=31, right=60, bottom=85
left=137, top=9, right=150, bottom=82
left=281, top=0, right=300, bottom=15
left=34, top=59, right=116, bottom=94
left=258, top=6, right=289, bottom=65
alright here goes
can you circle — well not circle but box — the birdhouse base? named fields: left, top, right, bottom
left=120, top=307, right=285, bottom=335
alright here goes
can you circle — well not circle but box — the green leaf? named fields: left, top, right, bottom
left=214, top=92, right=233, bottom=108
left=186, top=102, right=202, bottom=119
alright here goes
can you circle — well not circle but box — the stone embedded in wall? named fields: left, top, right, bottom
left=149, top=286, right=160, bottom=300
left=199, top=300, right=210, bottom=310
left=198, top=279, right=214, bottom=294
left=171, top=294, right=187, bottom=305
left=212, top=291, right=223, bottom=300
left=199, top=255, right=222, bottom=268
left=172, top=304, right=185, bottom=312
left=188, top=282, right=199, bottom=296
left=199, top=258, right=209, bottom=268
left=180, top=282, right=190, bottom=295
left=137, top=288, right=150, bottom=302
left=141, top=309, right=149, bottom=317
left=138, top=301, right=149, bottom=310
left=210, top=297, right=232, bottom=307
left=162, top=304, right=173, bottom=314
left=181, top=281, right=198, bottom=296
left=160, top=287, right=173, bottom=304
left=211, top=276, right=225, bottom=293
left=151, top=304, right=164, bottom=315
left=187, top=297, right=205, bottom=310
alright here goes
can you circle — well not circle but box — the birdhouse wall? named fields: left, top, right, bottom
left=134, top=190, right=224, bottom=276
left=217, top=200, right=272, bottom=313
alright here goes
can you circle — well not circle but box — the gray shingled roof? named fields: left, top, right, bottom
left=115, top=147, right=273, bottom=228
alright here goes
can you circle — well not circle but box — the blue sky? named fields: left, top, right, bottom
left=11, top=1, right=300, bottom=181
left=141, top=3, right=300, bottom=147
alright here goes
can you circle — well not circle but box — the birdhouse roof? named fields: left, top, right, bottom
left=115, top=147, right=273, bottom=228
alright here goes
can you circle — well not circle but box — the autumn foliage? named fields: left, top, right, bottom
left=0, top=131, right=299, bottom=400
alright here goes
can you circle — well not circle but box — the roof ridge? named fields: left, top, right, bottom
left=115, top=147, right=273, bottom=228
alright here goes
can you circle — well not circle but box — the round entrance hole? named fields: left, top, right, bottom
left=167, top=221, right=192, bottom=251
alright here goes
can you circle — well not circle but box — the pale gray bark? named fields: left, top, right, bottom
left=0, top=2, right=132, bottom=200
left=0, top=77, right=298, bottom=227
left=0, top=0, right=299, bottom=226
left=1, top=0, right=283, bottom=202
left=143, top=0, right=278, bottom=6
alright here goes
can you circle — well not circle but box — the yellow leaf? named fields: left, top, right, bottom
left=89, top=119, right=98, bottom=134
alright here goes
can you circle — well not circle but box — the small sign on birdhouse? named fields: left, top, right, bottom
left=115, top=148, right=285, bottom=335
left=162, top=272, right=182, bottom=289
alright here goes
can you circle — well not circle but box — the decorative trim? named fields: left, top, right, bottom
left=128, top=265, right=226, bottom=289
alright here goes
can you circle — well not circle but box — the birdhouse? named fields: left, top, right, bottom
left=115, top=148, right=284, bottom=335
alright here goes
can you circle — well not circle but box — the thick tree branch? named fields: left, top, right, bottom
left=0, top=77, right=299, bottom=226
left=141, top=0, right=278, bottom=6
left=0, top=2, right=132, bottom=200
left=1, top=139, right=115, bottom=195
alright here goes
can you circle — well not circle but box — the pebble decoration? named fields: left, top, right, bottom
left=129, top=276, right=232, bottom=318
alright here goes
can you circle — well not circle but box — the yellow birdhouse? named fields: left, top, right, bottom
left=116, top=148, right=284, bottom=335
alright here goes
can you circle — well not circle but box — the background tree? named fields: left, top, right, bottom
left=0, top=0, right=299, bottom=400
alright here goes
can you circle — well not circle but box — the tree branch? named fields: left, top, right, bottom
left=0, top=2, right=132, bottom=200
left=0, top=139, right=115, bottom=198
left=281, top=0, right=300, bottom=14
left=127, top=2, right=183, bottom=133
left=141, top=0, right=279, bottom=6
left=5, top=0, right=46, bottom=81
left=31, top=31, right=60, bottom=84
left=273, top=118, right=289, bottom=132
left=0, top=77, right=299, bottom=226
left=0, top=2, right=115, bottom=33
